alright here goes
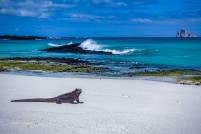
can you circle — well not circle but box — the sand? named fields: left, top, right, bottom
left=0, top=73, right=201, bottom=134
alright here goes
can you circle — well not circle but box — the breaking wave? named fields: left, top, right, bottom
left=103, top=49, right=135, bottom=55
left=80, top=39, right=135, bottom=55
left=48, top=43, right=63, bottom=47
left=80, top=39, right=101, bottom=51
left=48, top=41, right=73, bottom=47
left=67, top=41, right=73, bottom=45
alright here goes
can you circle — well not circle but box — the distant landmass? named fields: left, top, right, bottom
left=0, top=35, right=47, bottom=40
left=176, top=29, right=197, bottom=38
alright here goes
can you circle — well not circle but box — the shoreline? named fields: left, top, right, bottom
left=0, top=71, right=178, bottom=84
left=0, top=57, right=201, bottom=85
left=0, top=71, right=198, bottom=87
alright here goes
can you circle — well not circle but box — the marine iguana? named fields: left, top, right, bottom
left=11, top=88, right=83, bottom=104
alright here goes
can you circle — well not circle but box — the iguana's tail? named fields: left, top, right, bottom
left=11, top=98, right=53, bottom=102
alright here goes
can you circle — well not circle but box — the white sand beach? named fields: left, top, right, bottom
left=0, top=73, right=201, bottom=134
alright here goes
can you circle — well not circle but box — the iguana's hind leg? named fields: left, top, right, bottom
left=56, top=99, right=62, bottom=104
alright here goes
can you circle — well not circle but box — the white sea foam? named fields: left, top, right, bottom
left=48, top=41, right=73, bottom=47
left=80, top=39, right=135, bottom=55
left=103, top=49, right=135, bottom=55
left=80, top=39, right=101, bottom=51
left=48, top=43, right=62, bottom=47
left=67, top=41, right=73, bottom=45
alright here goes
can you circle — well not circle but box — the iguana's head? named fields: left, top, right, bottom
left=74, top=88, right=82, bottom=95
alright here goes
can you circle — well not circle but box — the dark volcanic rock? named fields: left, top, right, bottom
left=0, top=68, right=7, bottom=72
left=0, top=57, right=90, bottom=65
left=42, top=43, right=112, bottom=55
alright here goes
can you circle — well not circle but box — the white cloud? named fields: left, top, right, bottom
left=0, top=7, right=51, bottom=18
left=69, top=13, right=104, bottom=21
left=186, top=18, right=201, bottom=23
left=19, top=9, right=37, bottom=17
left=92, top=0, right=112, bottom=4
left=92, top=0, right=127, bottom=7
left=130, top=18, right=152, bottom=23
left=131, top=17, right=201, bottom=25
left=116, top=2, right=127, bottom=7
left=0, top=0, right=75, bottom=18
left=150, top=18, right=201, bottom=25
left=65, top=13, right=117, bottom=22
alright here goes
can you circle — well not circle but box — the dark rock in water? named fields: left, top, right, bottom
left=42, top=43, right=112, bottom=55
left=0, top=68, right=6, bottom=72
left=0, top=57, right=90, bottom=65
left=129, top=65, right=146, bottom=69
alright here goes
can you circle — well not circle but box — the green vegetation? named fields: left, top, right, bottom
left=1, top=59, right=200, bottom=85
left=0, top=60, right=109, bottom=73
left=183, top=76, right=201, bottom=82
left=128, top=69, right=201, bottom=77
left=128, top=69, right=201, bottom=85
left=177, top=76, right=201, bottom=85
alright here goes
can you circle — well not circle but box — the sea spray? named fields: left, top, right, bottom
left=80, top=39, right=101, bottom=51
left=80, top=39, right=135, bottom=55
left=67, top=41, right=73, bottom=45
left=103, top=49, right=135, bottom=55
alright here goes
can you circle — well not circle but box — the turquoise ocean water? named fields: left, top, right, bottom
left=0, top=37, right=201, bottom=75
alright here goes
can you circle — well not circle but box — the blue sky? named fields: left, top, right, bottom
left=0, top=0, right=200, bottom=37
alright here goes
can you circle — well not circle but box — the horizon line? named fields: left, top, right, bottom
left=0, top=34, right=200, bottom=38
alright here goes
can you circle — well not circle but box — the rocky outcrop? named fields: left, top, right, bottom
left=42, top=43, right=112, bottom=55
left=177, top=76, right=201, bottom=85
left=176, top=29, right=197, bottom=38
left=0, top=68, right=6, bottom=72
left=0, top=57, right=90, bottom=65
left=177, top=80, right=201, bottom=85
